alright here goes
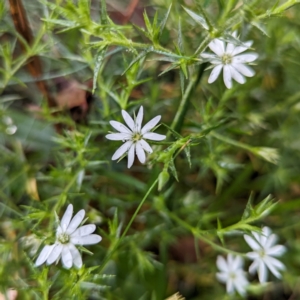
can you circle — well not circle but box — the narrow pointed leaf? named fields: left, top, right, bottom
left=183, top=7, right=209, bottom=30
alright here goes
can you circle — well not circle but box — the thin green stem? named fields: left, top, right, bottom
left=98, top=178, right=159, bottom=272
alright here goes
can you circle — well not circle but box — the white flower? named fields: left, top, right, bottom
left=106, top=106, right=166, bottom=168
left=202, top=32, right=258, bottom=89
left=216, top=254, right=249, bottom=296
left=244, top=226, right=286, bottom=283
left=35, top=204, right=102, bottom=269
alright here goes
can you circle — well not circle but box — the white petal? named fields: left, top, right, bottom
left=110, top=120, right=131, bottom=134
left=264, top=257, right=284, bottom=279
left=105, top=133, right=131, bottom=141
left=227, top=253, right=234, bottom=266
left=68, top=244, right=82, bottom=268
left=249, top=260, right=259, bottom=274
left=66, top=209, right=85, bottom=234
left=201, top=52, right=218, bottom=59
left=135, top=106, right=144, bottom=132
left=265, top=233, right=278, bottom=249
left=136, top=142, right=146, bottom=163
left=71, top=234, right=102, bottom=245
left=127, top=144, right=135, bottom=168
left=230, top=66, right=246, bottom=84
left=226, top=278, right=234, bottom=294
left=122, top=110, right=135, bottom=131
left=246, top=251, right=260, bottom=260
left=252, top=231, right=262, bottom=244
left=111, top=141, right=133, bottom=160
left=61, top=246, right=73, bottom=269
left=141, top=115, right=161, bottom=134
left=143, top=132, right=166, bottom=141
left=226, top=43, right=235, bottom=54
left=47, top=244, right=63, bottom=265
left=235, top=278, right=247, bottom=296
left=232, top=41, right=253, bottom=56
left=139, top=139, right=153, bottom=154
left=232, top=63, right=255, bottom=77
left=216, top=255, right=228, bottom=272
left=35, top=244, right=55, bottom=266
left=267, top=245, right=286, bottom=257
left=265, top=256, right=286, bottom=271
left=244, top=234, right=261, bottom=250
left=232, top=53, right=258, bottom=63
left=232, top=255, right=244, bottom=270
left=71, top=224, right=96, bottom=237
left=60, top=204, right=73, bottom=232
left=216, top=272, right=228, bottom=283
left=208, top=64, right=223, bottom=84
left=223, top=65, right=232, bottom=89
left=258, top=261, right=268, bottom=283
left=209, top=39, right=225, bottom=56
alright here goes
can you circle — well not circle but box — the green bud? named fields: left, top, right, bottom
left=158, top=170, right=170, bottom=191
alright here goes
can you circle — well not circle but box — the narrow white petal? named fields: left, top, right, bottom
left=244, top=235, right=261, bottom=250
left=112, top=141, right=133, bottom=160
left=71, top=234, right=102, bottom=245
left=226, top=278, right=234, bottom=294
left=265, top=233, right=278, bottom=249
left=216, top=255, right=228, bottom=272
left=71, top=224, right=96, bottom=237
left=135, top=106, right=144, bottom=132
left=235, top=278, right=247, bottom=296
left=66, top=209, right=85, bottom=234
left=216, top=272, right=228, bottom=283
left=267, top=245, right=286, bottom=257
left=232, top=41, right=253, bottom=56
left=139, top=139, right=153, bottom=154
left=209, top=39, right=225, bottom=56
left=232, top=255, right=244, bottom=270
left=265, top=256, right=286, bottom=271
left=232, top=53, right=258, bottom=63
left=60, top=204, right=73, bottom=232
left=143, top=132, right=166, bottom=141
left=230, top=66, right=246, bottom=84
left=127, top=144, right=135, bottom=168
left=226, top=43, right=235, bottom=54
left=68, top=244, right=82, bottom=268
left=122, top=110, right=135, bottom=131
left=258, top=261, right=268, bottom=283
left=246, top=252, right=260, bottom=260
left=223, top=65, right=232, bottom=89
left=232, top=63, right=255, bottom=77
left=61, top=246, right=73, bottom=269
left=249, top=260, right=259, bottom=274
left=141, top=115, right=161, bottom=134
left=201, top=52, right=218, bottom=59
left=110, top=121, right=131, bottom=134
left=105, top=133, right=131, bottom=141
left=35, top=245, right=55, bottom=266
left=208, top=64, right=223, bottom=84
left=264, top=257, right=284, bottom=279
left=252, top=231, right=262, bottom=244
left=227, top=253, right=234, bottom=266
left=136, top=142, right=146, bottom=163
left=47, top=244, right=63, bottom=265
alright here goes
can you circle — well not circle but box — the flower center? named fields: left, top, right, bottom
left=57, top=232, right=70, bottom=244
left=221, top=53, right=232, bottom=65
left=258, top=249, right=266, bottom=258
left=229, top=272, right=236, bottom=280
left=132, top=132, right=142, bottom=142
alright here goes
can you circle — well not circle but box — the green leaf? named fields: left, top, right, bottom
left=93, top=46, right=107, bottom=93
left=169, top=159, right=179, bottom=181
left=251, top=21, right=269, bottom=37
left=158, top=170, right=170, bottom=191
left=184, top=144, right=192, bottom=168
left=158, top=4, right=172, bottom=39
left=100, top=0, right=108, bottom=24
left=241, top=193, right=254, bottom=220
left=122, top=51, right=147, bottom=75
left=182, top=7, right=209, bottom=30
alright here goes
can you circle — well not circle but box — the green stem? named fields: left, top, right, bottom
left=169, top=63, right=207, bottom=135
left=258, top=0, right=300, bottom=19
left=98, top=178, right=158, bottom=272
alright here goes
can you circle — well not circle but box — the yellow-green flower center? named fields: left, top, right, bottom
left=132, top=133, right=142, bottom=142
left=57, top=233, right=70, bottom=244
left=222, top=54, right=232, bottom=65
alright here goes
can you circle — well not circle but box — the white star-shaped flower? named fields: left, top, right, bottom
left=202, top=32, right=258, bottom=89
left=244, top=226, right=286, bottom=283
left=35, top=204, right=102, bottom=269
left=106, top=106, right=166, bottom=168
left=216, top=254, right=249, bottom=296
